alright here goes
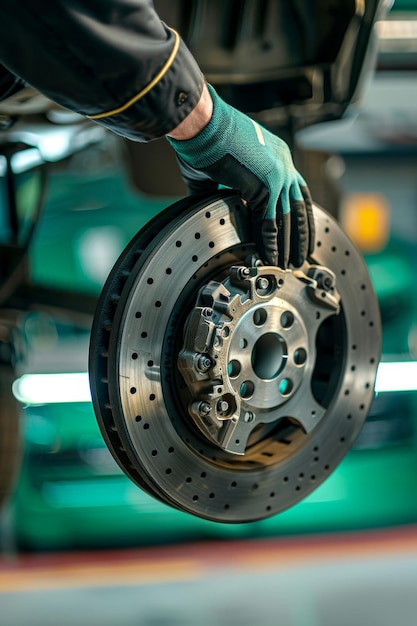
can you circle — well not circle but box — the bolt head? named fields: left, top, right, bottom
left=197, top=355, right=212, bottom=372
left=256, top=277, right=269, bottom=290
left=199, top=401, right=211, bottom=415
left=217, top=400, right=229, bottom=413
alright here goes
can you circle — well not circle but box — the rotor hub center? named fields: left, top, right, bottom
left=251, top=331, right=287, bottom=380
left=227, top=299, right=308, bottom=412
left=178, top=263, right=340, bottom=455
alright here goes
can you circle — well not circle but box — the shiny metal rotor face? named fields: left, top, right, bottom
left=89, top=192, right=381, bottom=523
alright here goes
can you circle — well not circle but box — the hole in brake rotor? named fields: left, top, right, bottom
left=161, top=250, right=346, bottom=467
left=252, top=332, right=287, bottom=380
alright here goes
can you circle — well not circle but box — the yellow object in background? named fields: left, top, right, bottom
left=340, top=193, right=391, bottom=253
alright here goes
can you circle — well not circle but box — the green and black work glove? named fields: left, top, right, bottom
left=167, top=84, right=314, bottom=268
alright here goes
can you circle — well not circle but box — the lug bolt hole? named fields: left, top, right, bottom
left=279, top=378, right=293, bottom=396
left=240, top=380, right=255, bottom=399
left=294, top=348, right=307, bottom=366
left=280, top=311, right=294, bottom=329
left=253, top=308, right=267, bottom=326
left=228, top=360, right=241, bottom=378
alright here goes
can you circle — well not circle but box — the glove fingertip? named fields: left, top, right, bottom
left=259, top=218, right=279, bottom=267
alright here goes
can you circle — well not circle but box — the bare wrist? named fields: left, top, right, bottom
left=167, top=82, right=213, bottom=140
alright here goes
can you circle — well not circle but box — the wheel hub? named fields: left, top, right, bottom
left=89, top=191, right=381, bottom=523
left=178, top=264, right=340, bottom=455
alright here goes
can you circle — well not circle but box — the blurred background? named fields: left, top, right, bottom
left=1, top=1, right=417, bottom=625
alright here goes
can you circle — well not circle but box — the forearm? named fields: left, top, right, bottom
left=0, top=0, right=205, bottom=141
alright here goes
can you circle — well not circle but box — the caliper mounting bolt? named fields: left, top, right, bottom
left=217, top=400, right=229, bottom=414
left=238, top=267, right=251, bottom=279
left=198, top=401, right=211, bottom=416
left=196, top=354, right=212, bottom=372
left=256, top=277, right=270, bottom=291
left=244, top=411, right=255, bottom=423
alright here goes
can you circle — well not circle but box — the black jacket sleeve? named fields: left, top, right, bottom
left=0, top=0, right=205, bottom=141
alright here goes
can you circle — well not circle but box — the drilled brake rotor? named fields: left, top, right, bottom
left=89, top=191, right=381, bottom=523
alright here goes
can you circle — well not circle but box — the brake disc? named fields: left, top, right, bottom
left=89, top=191, right=381, bottom=523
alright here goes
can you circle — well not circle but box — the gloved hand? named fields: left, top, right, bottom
left=166, top=84, right=314, bottom=268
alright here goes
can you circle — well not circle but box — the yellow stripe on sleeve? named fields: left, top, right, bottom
left=88, top=27, right=180, bottom=120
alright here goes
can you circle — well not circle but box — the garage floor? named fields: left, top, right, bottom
left=1, top=525, right=417, bottom=626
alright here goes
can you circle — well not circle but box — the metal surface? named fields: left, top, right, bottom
left=89, top=192, right=381, bottom=523
left=178, top=264, right=340, bottom=455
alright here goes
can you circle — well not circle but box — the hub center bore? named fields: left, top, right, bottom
left=227, top=299, right=308, bottom=413
left=251, top=332, right=287, bottom=380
